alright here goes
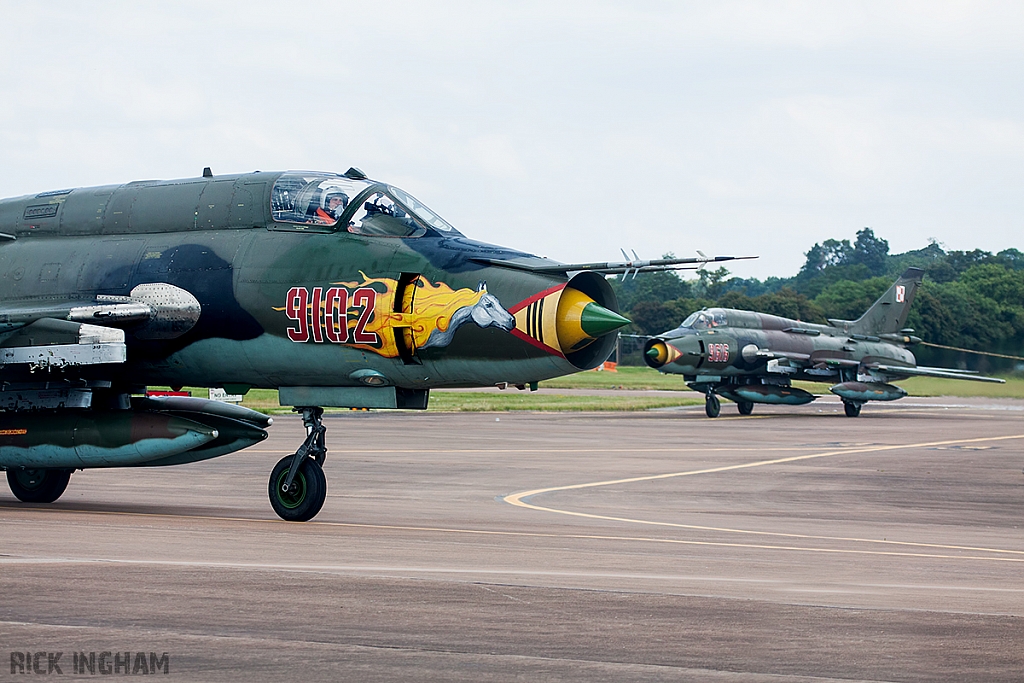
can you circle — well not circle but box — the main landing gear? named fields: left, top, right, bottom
left=6, top=468, right=73, bottom=503
left=737, top=401, right=754, bottom=416
left=843, top=400, right=862, bottom=418
left=705, top=391, right=721, bottom=418
left=269, top=407, right=328, bottom=522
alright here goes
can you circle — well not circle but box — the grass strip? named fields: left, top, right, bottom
left=428, top=392, right=701, bottom=412
left=149, top=367, right=1024, bottom=414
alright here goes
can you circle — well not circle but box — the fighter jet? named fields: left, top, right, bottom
left=643, top=267, right=1004, bottom=418
left=0, top=168, right=746, bottom=520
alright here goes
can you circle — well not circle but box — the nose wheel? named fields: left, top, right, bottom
left=269, top=455, right=326, bottom=522
left=269, top=407, right=328, bottom=521
left=704, top=391, right=721, bottom=418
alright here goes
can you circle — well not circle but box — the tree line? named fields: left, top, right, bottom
left=609, top=229, right=1024, bottom=372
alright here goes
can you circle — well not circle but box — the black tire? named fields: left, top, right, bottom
left=705, top=394, right=721, bottom=418
left=737, top=401, right=754, bottom=416
left=269, top=455, right=327, bottom=522
left=844, top=401, right=862, bottom=417
left=7, top=468, right=72, bottom=503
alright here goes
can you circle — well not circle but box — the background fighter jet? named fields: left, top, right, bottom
left=643, top=267, right=1005, bottom=418
left=0, top=168, right=746, bottom=521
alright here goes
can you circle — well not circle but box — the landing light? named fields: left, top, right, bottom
left=350, top=369, right=390, bottom=386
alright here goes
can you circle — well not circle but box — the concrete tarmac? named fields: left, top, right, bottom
left=2, top=397, right=1023, bottom=681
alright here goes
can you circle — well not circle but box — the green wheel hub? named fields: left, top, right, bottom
left=268, top=454, right=327, bottom=522
left=276, top=469, right=308, bottom=509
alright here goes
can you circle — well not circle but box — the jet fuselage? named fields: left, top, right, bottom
left=0, top=171, right=621, bottom=397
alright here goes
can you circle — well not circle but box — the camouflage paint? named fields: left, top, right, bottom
left=0, top=171, right=622, bottom=394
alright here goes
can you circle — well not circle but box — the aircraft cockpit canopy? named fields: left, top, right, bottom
left=680, top=309, right=728, bottom=330
left=270, top=172, right=460, bottom=238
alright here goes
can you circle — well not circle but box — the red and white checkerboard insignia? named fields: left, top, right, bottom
left=895, top=285, right=905, bottom=303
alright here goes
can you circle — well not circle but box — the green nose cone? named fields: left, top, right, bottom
left=645, top=346, right=661, bottom=359
left=580, top=303, right=631, bottom=338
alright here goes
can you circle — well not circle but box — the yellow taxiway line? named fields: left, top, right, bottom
left=503, top=433, right=1024, bottom=558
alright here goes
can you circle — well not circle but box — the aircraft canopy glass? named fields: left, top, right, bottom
left=270, top=172, right=460, bottom=238
left=387, top=186, right=457, bottom=234
left=272, top=174, right=370, bottom=226
left=680, top=309, right=727, bottom=330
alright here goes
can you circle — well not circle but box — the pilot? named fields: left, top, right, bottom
left=314, top=191, right=348, bottom=224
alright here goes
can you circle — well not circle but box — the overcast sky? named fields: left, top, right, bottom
left=1, top=1, right=1022, bottom=279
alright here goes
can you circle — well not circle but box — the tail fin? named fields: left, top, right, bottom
left=827, top=268, right=924, bottom=336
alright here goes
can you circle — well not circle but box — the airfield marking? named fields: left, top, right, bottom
left=6, top=547, right=1024, bottom=579
left=3, top=433, right=1023, bottom=565
left=3, top=514, right=1024, bottom=565
left=503, top=433, right=1024, bottom=557
left=247, top=445, right=838, bottom=455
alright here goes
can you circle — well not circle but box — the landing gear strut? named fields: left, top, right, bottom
left=7, top=468, right=72, bottom=503
left=843, top=400, right=862, bottom=418
left=705, top=391, right=721, bottom=418
left=269, top=407, right=328, bottom=521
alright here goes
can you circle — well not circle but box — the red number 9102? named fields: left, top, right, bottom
left=285, top=285, right=379, bottom=345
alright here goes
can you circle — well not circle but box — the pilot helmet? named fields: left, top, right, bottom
left=323, top=191, right=349, bottom=218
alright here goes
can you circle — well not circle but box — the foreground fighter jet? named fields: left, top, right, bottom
left=644, top=267, right=1004, bottom=418
left=0, top=168, right=745, bottom=520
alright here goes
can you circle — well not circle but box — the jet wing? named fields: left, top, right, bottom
left=471, top=254, right=756, bottom=275
left=868, top=363, right=1006, bottom=383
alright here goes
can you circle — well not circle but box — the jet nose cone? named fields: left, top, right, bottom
left=510, top=273, right=626, bottom=367
left=645, top=341, right=669, bottom=368
left=580, top=302, right=630, bottom=338
left=555, top=289, right=629, bottom=352
left=643, top=339, right=682, bottom=368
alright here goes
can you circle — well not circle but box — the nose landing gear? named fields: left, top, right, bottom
left=269, top=407, right=328, bottom=521
left=704, top=390, right=721, bottom=418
